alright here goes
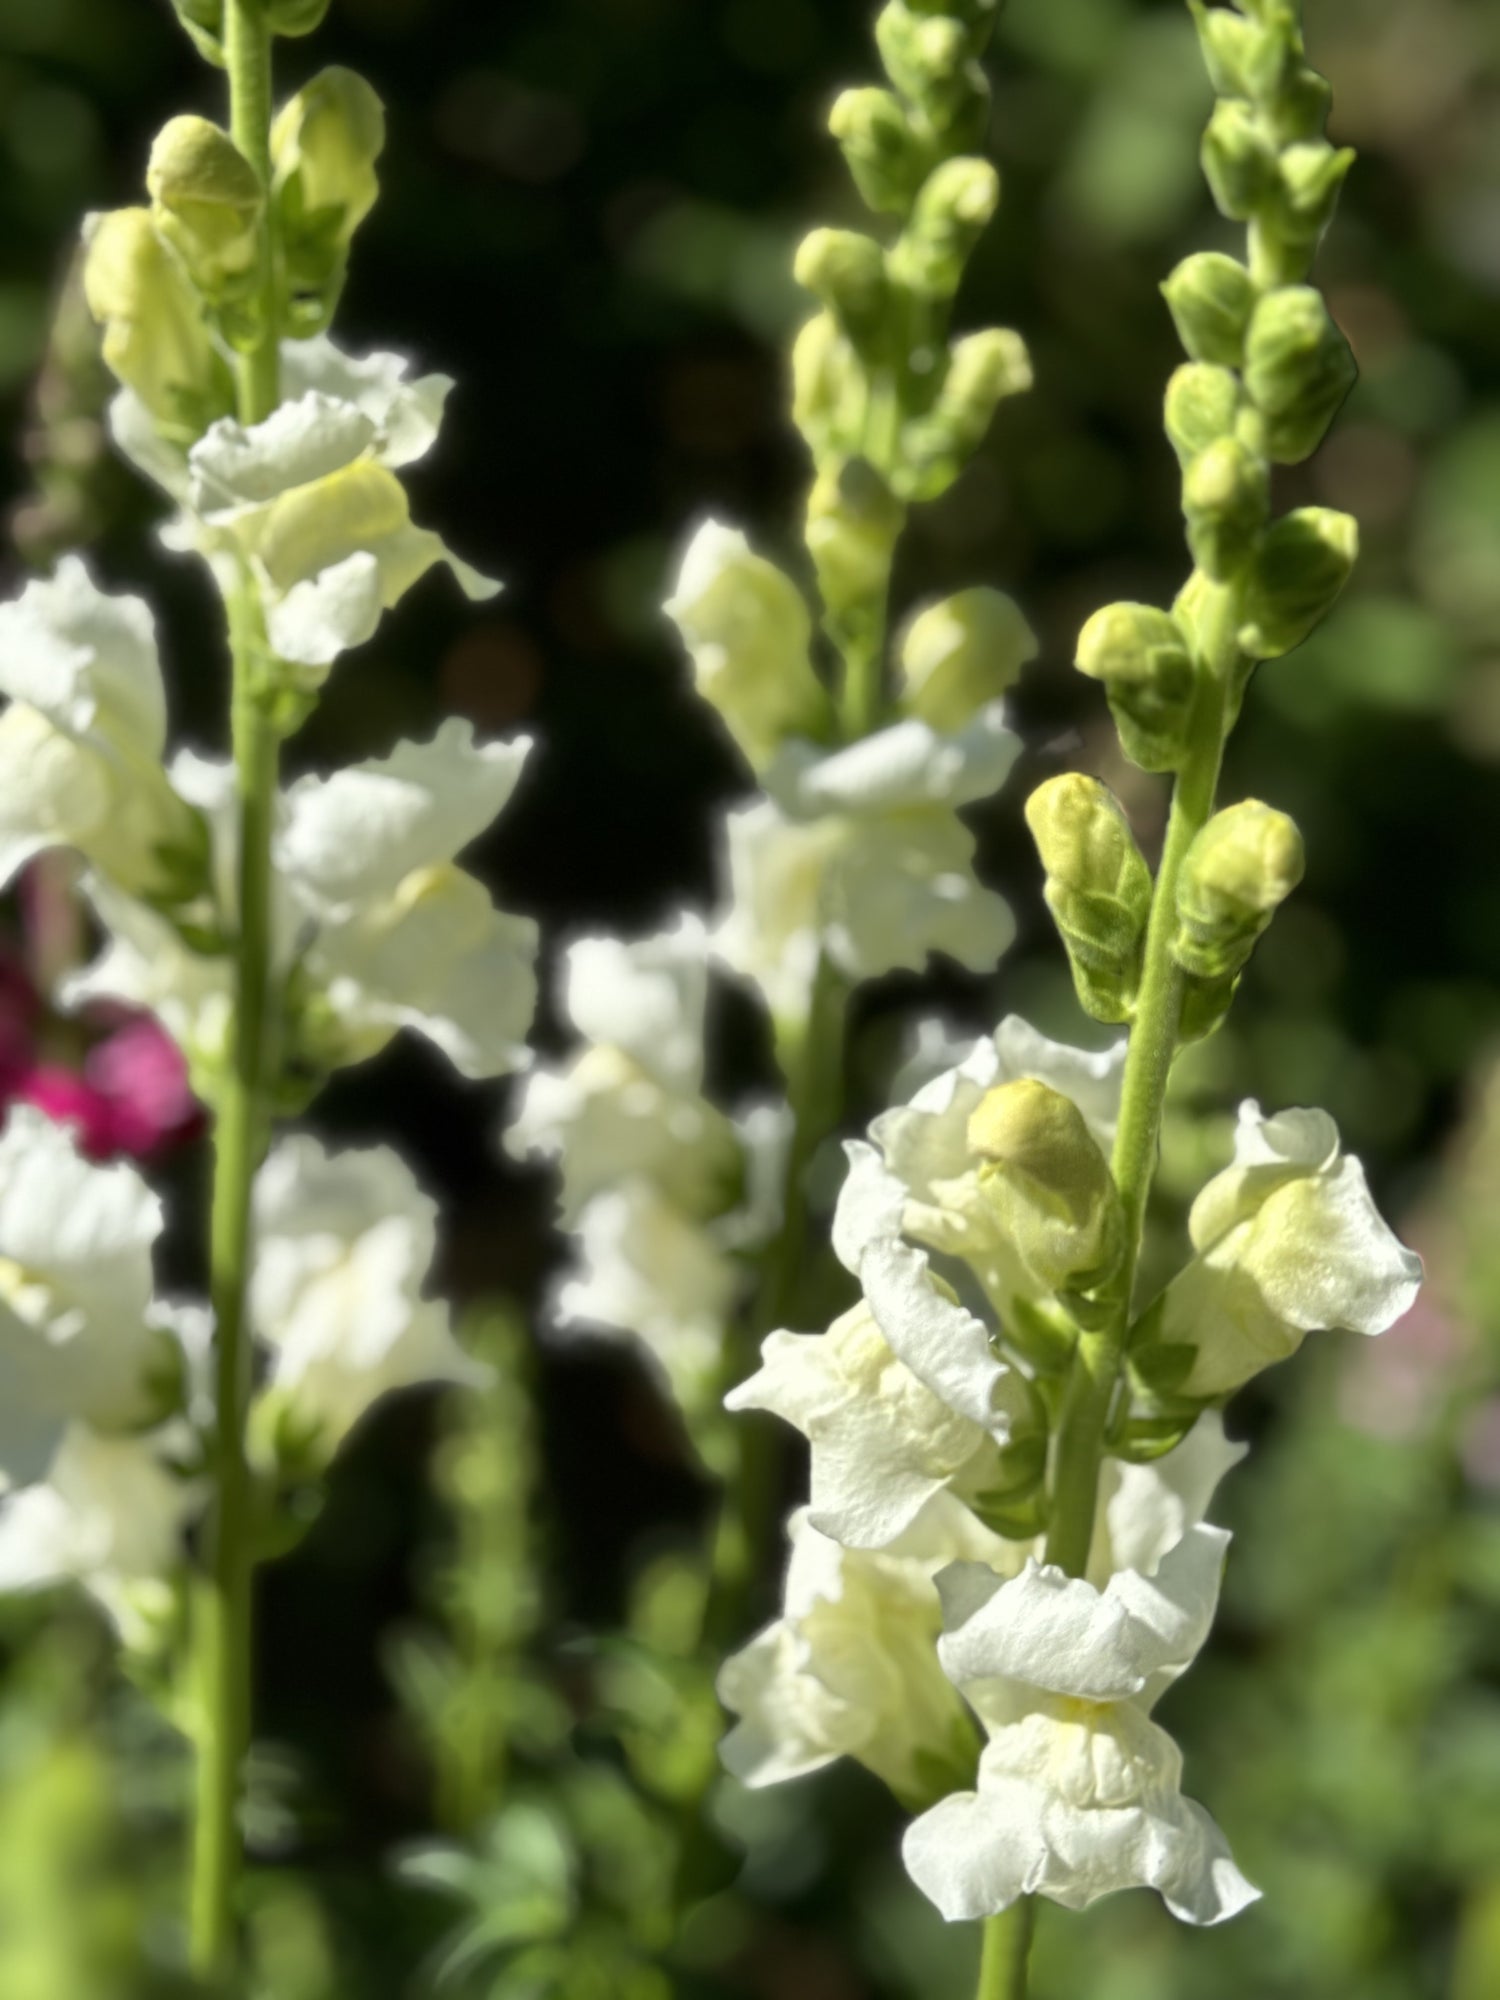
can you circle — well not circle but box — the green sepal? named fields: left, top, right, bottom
left=1107, top=1408, right=1205, bottom=1464
left=1201, top=97, right=1278, bottom=221
left=1001, top=1295, right=1078, bottom=1376
left=830, top=86, right=934, bottom=216
left=969, top=1483, right=1049, bottom=1543
left=168, top=0, right=226, bottom=65
left=1176, top=968, right=1239, bottom=1046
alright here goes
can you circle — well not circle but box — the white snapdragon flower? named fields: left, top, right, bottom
left=1147, top=1102, right=1423, bottom=1397
left=719, top=1500, right=995, bottom=1808
left=715, top=707, right=1018, bottom=1023
left=509, top=919, right=740, bottom=1224
left=663, top=521, right=830, bottom=772
left=729, top=1279, right=1037, bottom=1552
left=0, top=1108, right=172, bottom=1487
left=250, top=1135, right=485, bottom=1459
left=114, top=336, right=497, bottom=673
left=835, top=1017, right=1126, bottom=1333
left=281, top=719, right=538, bottom=1080
left=0, top=1423, right=197, bottom=1644
left=67, top=723, right=537, bottom=1087
left=0, top=560, right=203, bottom=900
left=903, top=1525, right=1257, bottom=1926
left=554, top=1178, right=739, bottom=1418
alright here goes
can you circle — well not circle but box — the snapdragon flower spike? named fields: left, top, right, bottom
left=249, top=1134, right=487, bottom=1466
left=903, top=1526, right=1257, bottom=1926
left=715, top=703, right=1018, bottom=1025
left=1136, top=1101, right=1423, bottom=1399
left=0, top=560, right=206, bottom=905
left=0, top=1106, right=179, bottom=1488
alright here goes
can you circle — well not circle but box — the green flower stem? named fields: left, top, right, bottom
left=976, top=1899, right=1036, bottom=2000
left=191, top=1, right=282, bottom=1980
left=224, top=0, right=278, bottom=426
left=1043, top=580, right=1241, bottom=1579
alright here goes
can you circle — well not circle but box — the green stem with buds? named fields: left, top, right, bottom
left=1043, top=581, right=1239, bottom=1579
left=190, top=0, right=282, bottom=1980
left=976, top=1899, right=1036, bottom=2000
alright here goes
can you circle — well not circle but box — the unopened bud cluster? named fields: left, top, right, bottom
left=794, top=0, right=1029, bottom=678
left=83, top=62, right=382, bottom=436
left=1038, top=4, right=1361, bottom=1039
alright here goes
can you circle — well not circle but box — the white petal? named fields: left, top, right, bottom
left=554, top=1180, right=736, bottom=1412
left=561, top=915, right=709, bottom=1093
left=0, top=557, right=165, bottom=754
left=935, top=1524, right=1230, bottom=1707
left=188, top=392, right=376, bottom=518
left=727, top=1299, right=997, bottom=1549
left=278, top=337, right=454, bottom=467
left=282, top=720, right=532, bottom=909
left=764, top=703, right=1019, bottom=818
left=267, top=550, right=384, bottom=665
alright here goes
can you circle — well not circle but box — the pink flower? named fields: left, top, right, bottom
left=18, top=1016, right=201, bottom=1162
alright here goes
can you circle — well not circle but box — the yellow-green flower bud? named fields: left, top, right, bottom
left=792, top=310, right=858, bottom=461
left=271, top=67, right=385, bottom=327
left=169, top=0, right=225, bottom=65
left=967, top=1078, right=1125, bottom=1295
left=81, top=207, right=230, bottom=436
left=1186, top=1, right=1262, bottom=97
left=806, top=458, right=905, bottom=644
left=891, top=158, right=1000, bottom=301
left=1164, top=362, right=1240, bottom=470
left=1269, top=140, right=1355, bottom=257
left=1240, top=507, right=1357, bottom=659
left=1026, top=773, right=1153, bottom=1024
left=1173, top=799, right=1305, bottom=983
left=147, top=116, right=263, bottom=305
left=1184, top=435, right=1269, bottom=581
left=1075, top=602, right=1197, bottom=774
left=829, top=86, right=931, bottom=216
left=900, top=327, right=1031, bottom=502
left=1161, top=252, right=1257, bottom=368
left=1201, top=98, right=1278, bottom=221
left=1243, top=286, right=1356, bottom=464
left=876, top=3, right=987, bottom=132
left=898, top=587, right=1036, bottom=732
left=794, top=228, right=890, bottom=356
left=665, top=523, right=833, bottom=770
left=267, top=0, right=332, bottom=33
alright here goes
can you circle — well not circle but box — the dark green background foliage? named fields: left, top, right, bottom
left=0, top=0, right=1498, bottom=1994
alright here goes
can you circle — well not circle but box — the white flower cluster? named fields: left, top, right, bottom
left=0, top=527, right=535, bottom=1098
left=720, top=1020, right=1420, bottom=1924
left=666, top=521, right=1022, bottom=1027
left=510, top=920, right=784, bottom=1427
left=0, top=1105, right=473, bottom=1638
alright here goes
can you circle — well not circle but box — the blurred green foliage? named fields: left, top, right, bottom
left=1, top=0, right=1499, bottom=1995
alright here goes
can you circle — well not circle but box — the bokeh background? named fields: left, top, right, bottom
left=0, top=0, right=1498, bottom=1994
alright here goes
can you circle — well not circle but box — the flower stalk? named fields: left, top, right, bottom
left=977, top=1899, right=1036, bottom=2000
left=191, top=1, right=283, bottom=1979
